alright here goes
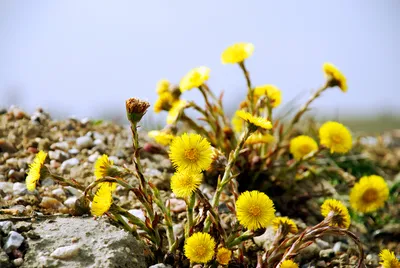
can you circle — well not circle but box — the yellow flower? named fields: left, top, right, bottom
left=170, top=171, right=203, bottom=198
left=216, top=247, right=231, bottom=265
left=350, top=175, right=389, bottom=213
left=156, top=79, right=170, bottom=95
left=254, top=84, right=282, bottom=108
left=236, top=110, right=272, bottom=131
left=91, top=183, right=114, bottom=216
left=148, top=130, right=175, bottom=146
left=379, top=249, right=400, bottom=268
left=319, top=121, right=352, bottom=154
left=154, top=92, right=174, bottom=113
left=272, top=217, right=298, bottom=234
left=166, top=99, right=187, bottom=124
left=231, top=111, right=244, bottom=133
left=320, top=199, right=351, bottom=229
left=236, top=190, right=275, bottom=230
left=289, top=135, right=318, bottom=160
left=184, top=232, right=216, bottom=264
left=179, top=66, right=210, bottom=92
left=26, top=151, right=48, bottom=191
left=169, top=133, right=213, bottom=173
left=246, top=133, right=275, bottom=145
left=94, top=154, right=113, bottom=179
left=323, top=63, right=348, bottom=92
left=221, top=42, right=255, bottom=64
left=280, top=259, right=299, bottom=268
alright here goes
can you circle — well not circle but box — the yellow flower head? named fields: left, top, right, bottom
left=320, top=199, right=351, bottom=229
left=91, top=183, right=114, bottom=216
left=179, top=66, right=210, bottom=92
left=221, top=42, right=255, bottom=64
left=236, top=190, right=276, bottom=230
left=232, top=111, right=244, bottom=133
left=26, top=151, right=48, bottom=191
left=94, top=154, right=113, bottom=179
left=319, top=121, right=352, bottom=154
left=170, top=171, right=203, bottom=198
left=236, top=110, right=272, bottom=131
left=246, top=133, right=275, bottom=145
left=272, top=217, right=298, bottom=234
left=379, top=249, right=400, bottom=268
left=156, top=79, right=170, bottom=95
left=154, top=92, right=174, bottom=113
left=254, top=84, right=282, bottom=108
left=216, top=247, right=232, bottom=265
left=169, top=133, right=213, bottom=173
left=280, top=259, right=299, bottom=268
left=184, top=232, right=216, bottom=264
left=289, top=135, right=318, bottom=160
left=323, top=63, right=348, bottom=92
left=166, top=99, right=187, bottom=124
left=350, top=175, right=389, bottom=213
left=148, top=130, right=175, bottom=146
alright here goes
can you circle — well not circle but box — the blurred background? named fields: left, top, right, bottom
left=0, top=1, right=399, bottom=131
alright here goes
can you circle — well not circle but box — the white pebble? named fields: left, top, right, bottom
left=76, top=136, right=93, bottom=150
left=88, top=152, right=100, bottom=163
left=13, top=182, right=27, bottom=196
left=0, top=182, right=14, bottom=194
left=64, top=196, right=78, bottom=208
left=50, top=244, right=80, bottom=259
left=52, top=188, right=65, bottom=197
left=128, top=209, right=146, bottom=222
left=61, top=158, right=79, bottom=170
left=50, top=141, right=69, bottom=151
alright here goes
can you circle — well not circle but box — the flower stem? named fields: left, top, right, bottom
left=186, top=193, right=196, bottom=238
left=239, top=62, right=254, bottom=114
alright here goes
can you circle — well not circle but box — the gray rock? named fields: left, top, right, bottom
left=22, top=217, right=146, bottom=268
left=0, top=182, right=14, bottom=194
left=52, top=188, right=66, bottom=198
left=76, top=136, right=93, bottom=150
left=253, top=227, right=276, bottom=250
left=315, top=238, right=330, bottom=249
left=65, top=186, right=82, bottom=196
left=61, top=158, right=80, bottom=170
left=41, top=177, right=55, bottom=186
left=50, top=141, right=69, bottom=152
left=0, top=249, right=11, bottom=268
left=13, top=182, right=27, bottom=196
left=3, top=231, right=25, bottom=253
left=0, top=139, right=17, bottom=153
left=50, top=244, right=80, bottom=260
left=0, top=221, right=14, bottom=235
left=40, top=197, right=65, bottom=210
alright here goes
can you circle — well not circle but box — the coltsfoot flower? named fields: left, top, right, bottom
left=280, top=259, right=299, bottom=268
left=323, top=63, right=348, bottom=92
left=320, top=199, right=351, bottom=229
left=156, top=79, right=170, bottom=95
left=350, top=175, right=389, bottom=213
left=236, top=110, right=272, bottom=131
left=170, top=171, right=203, bottom=198
left=148, top=130, right=175, bottom=146
left=169, top=133, right=213, bottom=173
left=216, top=247, right=232, bottom=265
left=167, top=99, right=187, bottom=124
left=246, top=132, right=275, bottom=145
left=184, top=232, right=216, bottom=264
left=232, top=110, right=244, bottom=133
left=26, top=151, right=48, bottom=191
left=379, top=249, right=400, bottom=268
left=154, top=92, right=175, bottom=113
left=289, top=135, right=318, bottom=160
left=179, top=66, right=210, bottom=92
left=125, top=98, right=150, bottom=124
left=319, top=121, right=352, bottom=154
left=91, top=182, right=114, bottom=216
left=254, top=84, right=282, bottom=108
left=221, top=42, right=254, bottom=64
left=236, top=190, right=275, bottom=230
left=272, top=217, right=298, bottom=234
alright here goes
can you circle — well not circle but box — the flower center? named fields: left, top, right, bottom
left=184, top=148, right=199, bottom=162
left=197, top=245, right=206, bottom=257
left=362, top=189, right=378, bottom=203
left=300, top=145, right=312, bottom=154
left=249, top=205, right=261, bottom=217
left=331, top=134, right=343, bottom=144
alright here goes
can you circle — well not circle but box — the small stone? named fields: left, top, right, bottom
left=64, top=196, right=78, bottom=208
left=13, top=182, right=27, bottom=196
left=88, top=152, right=100, bottom=163
left=333, top=242, right=342, bottom=254
left=50, top=141, right=69, bottom=151
left=41, top=177, right=55, bottom=186
left=3, top=231, right=24, bottom=253
left=68, top=148, right=79, bottom=155
left=65, top=186, right=82, bottom=196
left=15, top=222, right=33, bottom=233
left=40, top=197, right=65, bottom=210
left=0, top=221, right=15, bottom=235
left=0, top=182, right=13, bottom=194
left=26, top=230, right=41, bottom=240
left=316, top=260, right=326, bottom=267
left=52, top=188, right=65, bottom=198
left=169, top=198, right=186, bottom=213
left=128, top=209, right=146, bottom=222
left=61, top=158, right=80, bottom=170
left=76, top=136, right=93, bottom=150
left=49, top=150, right=69, bottom=162
left=13, top=257, right=24, bottom=267
left=93, top=139, right=103, bottom=146
left=315, top=238, right=330, bottom=249
left=253, top=227, right=275, bottom=250
left=0, top=140, right=17, bottom=153
left=319, top=248, right=335, bottom=259
left=50, top=244, right=80, bottom=260
left=9, top=205, right=26, bottom=215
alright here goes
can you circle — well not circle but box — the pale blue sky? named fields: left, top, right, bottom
left=0, top=1, right=399, bottom=120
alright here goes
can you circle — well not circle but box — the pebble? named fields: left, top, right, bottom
left=41, top=178, right=55, bottom=186
left=64, top=196, right=78, bottom=208
left=93, top=139, right=104, bottom=146
left=333, top=242, right=342, bottom=254
left=40, top=197, right=65, bottom=210
left=49, top=150, right=69, bottom=162
left=149, top=264, right=173, bottom=268
left=0, top=182, right=14, bottom=194
left=13, top=257, right=24, bottom=267
left=3, top=231, right=24, bottom=253
left=169, top=198, right=186, bottom=213
left=50, top=244, right=80, bottom=260
left=319, top=248, right=335, bottom=259
left=50, top=141, right=69, bottom=151
left=26, top=230, right=41, bottom=240
left=0, top=140, right=17, bottom=153
left=76, top=136, right=93, bottom=150
left=68, top=148, right=79, bottom=155
left=13, top=182, right=27, bottom=196
left=128, top=209, right=146, bottom=222
left=52, top=188, right=65, bottom=198
left=61, top=158, right=80, bottom=170
left=88, top=152, right=100, bottom=163
left=9, top=205, right=27, bottom=214
left=65, top=186, right=82, bottom=196
left=315, top=238, right=330, bottom=249
left=0, top=221, right=15, bottom=235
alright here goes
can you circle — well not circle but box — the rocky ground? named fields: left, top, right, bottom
left=0, top=106, right=399, bottom=267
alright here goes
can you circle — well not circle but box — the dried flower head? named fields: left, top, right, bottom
left=154, top=92, right=175, bottom=113
left=184, top=232, right=216, bottom=264
left=221, top=42, right=255, bottom=64
left=167, top=99, right=187, bottom=124
left=323, top=63, right=348, bottom=92
left=254, top=84, right=282, bottom=108
left=272, top=217, right=298, bottom=235
left=320, top=199, right=351, bottom=229
left=236, top=190, right=276, bottom=230
left=350, top=175, right=389, bottom=213
left=246, top=132, right=275, bottom=145
left=125, top=98, right=150, bottom=124
left=280, top=259, right=299, bottom=268
left=148, top=130, right=175, bottom=146
left=289, top=135, right=318, bottom=160
left=91, top=183, right=114, bottom=216
left=216, top=247, right=232, bottom=265
left=319, top=121, right=352, bottom=154
left=169, top=133, right=213, bottom=173
left=236, top=110, right=272, bottom=132
left=170, top=171, right=203, bottom=198
left=208, top=148, right=227, bottom=172
left=26, top=151, right=48, bottom=191
left=379, top=249, right=400, bottom=268
left=156, top=79, right=170, bottom=95
left=179, top=66, right=210, bottom=92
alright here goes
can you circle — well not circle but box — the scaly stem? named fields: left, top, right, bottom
left=239, top=61, right=254, bottom=114
left=186, top=193, right=196, bottom=238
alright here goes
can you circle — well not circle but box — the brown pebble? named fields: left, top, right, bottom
left=39, top=196, right=64, bottom=210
